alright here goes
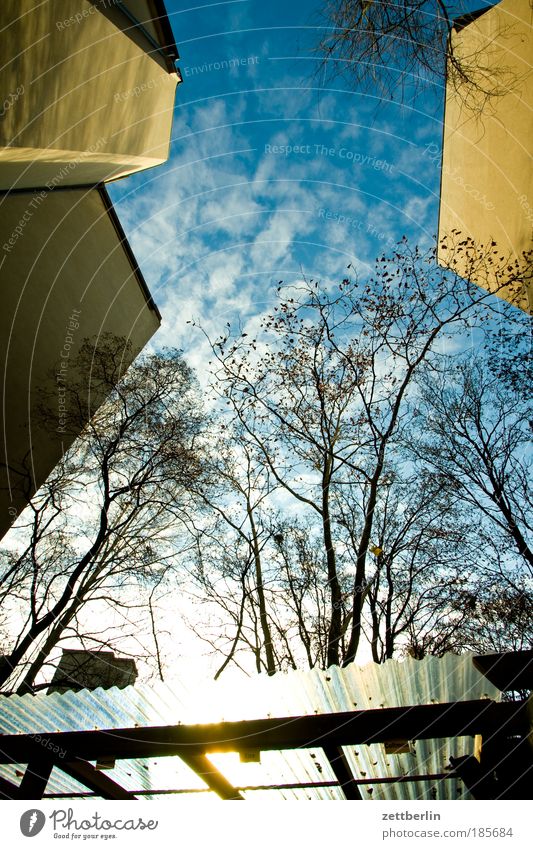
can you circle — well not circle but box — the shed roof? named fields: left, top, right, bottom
left=0, top=654, right=508, bottom=801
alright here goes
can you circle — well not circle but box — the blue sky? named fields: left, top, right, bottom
left=106, top=0, right=454, bottom=673
left=108, top=0, right=492, bottom=369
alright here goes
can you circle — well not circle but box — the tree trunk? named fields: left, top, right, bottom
left=15, top=615, right=73, bottom=695
left=0, top=497, right=110, bottom=690
left=248, top=501, right=276, bottom=675
left=343, top=460, right=383, bottom=665
left=322, top=460, right=343, bottom=667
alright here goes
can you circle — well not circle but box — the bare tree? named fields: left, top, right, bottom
left=0, top=338, right=206, bottom=693
left=194, top=238, right=516, bottom=670
left=315, top=0, right=518, bottom=107
left=188, top=498, right=342, bottom=676
left=447, top=581, right=533, bottom=654
left=362, top=472, right=476, bottom=661
left=414, top=354, right=533, bottom=577
left=184, top=433, right=278, bottom=677
left=270, top=519, right=338, bottom=670
left=391, top=299, right=533, bottom=655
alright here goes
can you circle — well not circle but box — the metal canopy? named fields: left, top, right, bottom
left=0, top=698, right=529, bottom=801
left=2, top=653, right=528, bottom=801
left=0, top=699, right=526, bottom=765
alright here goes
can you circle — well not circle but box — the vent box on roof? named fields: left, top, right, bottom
left=48, top=649, right=138, bottom=694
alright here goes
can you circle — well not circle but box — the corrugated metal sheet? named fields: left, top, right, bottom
left=0, top=654, right=499, bottom=800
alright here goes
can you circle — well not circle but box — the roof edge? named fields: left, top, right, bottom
left=98, top=184, right=162, bottom=322
left=453, top=3, right=497, bottom=32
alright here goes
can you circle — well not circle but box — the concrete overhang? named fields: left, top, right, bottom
left=0, top=0, right=180, bottom=190
left=0, top=185, right=161, bottom=539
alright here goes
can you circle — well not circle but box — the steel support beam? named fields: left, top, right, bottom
left=18, top=757, right=53, bottom=800
left=178, top=752, right=243, bottom=800
left=451, top=733, right=533, bottom=800
left=41, top=773, right=458, bottom=799
left=58, top=758, right=136, bottom=800
left=0, top=774, right=20, bottom=800
left=323, top=745, right=363, bottom=800
left=0, top=699, right=527, bottom=765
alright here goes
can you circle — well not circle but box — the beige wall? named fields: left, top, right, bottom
left=0, top=188, right=160, bottom=539
left=438, top=0, right=533, bottom=313
left=0, top=0, right=179, bottom=190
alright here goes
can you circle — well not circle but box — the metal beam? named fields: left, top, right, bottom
left=18, top=757, right=53, bottom=800
left=449, top=755, right=496, bottom=800
left=41, top=773, right=457, bottom=799
left=0, top=699, right=527, bottom=765
left=0, top=774, right=20, bottom=800
left=178, top=752, right=244, bottom=800
left=323, top=745, right=363, bottom=800
left=58, top=758, right=136, bottom=801
left=451, top=733, right=533, bottom=800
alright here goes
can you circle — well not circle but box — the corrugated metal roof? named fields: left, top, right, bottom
left=0, top=654, right=500, bottom=800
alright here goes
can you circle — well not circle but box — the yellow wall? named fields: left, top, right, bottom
left=438, top=0, right=533, bottom=313
left=0, top=0, right=179, bottom=190
left=0, top=188, right=160, bottom=539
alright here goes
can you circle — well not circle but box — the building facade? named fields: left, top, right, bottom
left=0, top=1, right=180, bottom=538
left=438, top=0, right=533, bottom=313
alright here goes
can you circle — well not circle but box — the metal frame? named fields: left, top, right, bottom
left=40, top=773, right=458, bottom=799
left=0, top=698, right=529, bottom=801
